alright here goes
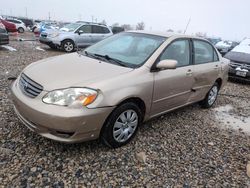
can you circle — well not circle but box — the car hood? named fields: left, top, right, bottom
left=23, top=53, right=133, bottom=91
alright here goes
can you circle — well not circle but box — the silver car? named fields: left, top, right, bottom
left=39, top=22, right=113, bottom=52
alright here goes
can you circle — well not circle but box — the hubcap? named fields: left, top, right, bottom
left=208, top=86, right=218, bottom=106
left=113, top=110, right=138, bottom=143
left=64, top=42, right=73, bottom=52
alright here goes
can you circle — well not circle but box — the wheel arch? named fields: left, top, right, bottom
left=99, top=97, right=146, bottom=138
left=215, top=78, right=222, bottom=89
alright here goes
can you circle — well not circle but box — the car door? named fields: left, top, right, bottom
left=91, top=25, right=111, bottom=44
left=189, top=39, right=221, bottom=102
left=74, top=25, right=92, bottom=47
left=151, top=39, right=195, bottom=117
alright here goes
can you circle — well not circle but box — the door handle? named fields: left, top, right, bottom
left=214, top=65, right=219, bottom=70
left=186, top=69, right=192, bottom=76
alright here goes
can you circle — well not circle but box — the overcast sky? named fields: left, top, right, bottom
left=1, top=0, right=249, bottom=41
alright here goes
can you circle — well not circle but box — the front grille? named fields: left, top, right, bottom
left=230, top=62, right=250, bottom=70
left=19, top=73, right=43, bottom=98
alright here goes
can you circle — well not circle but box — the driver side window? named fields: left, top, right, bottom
left=160, top=39, right=190, bottom=67
left=78, top=25, right=92, bottom=33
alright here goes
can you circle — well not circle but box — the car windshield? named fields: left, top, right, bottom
left=60, top=23, right=81, bottom=32
left=85, top=32, right=166, bottom=68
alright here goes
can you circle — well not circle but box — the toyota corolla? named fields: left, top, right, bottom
left=11, top=31, right=229, bottom=148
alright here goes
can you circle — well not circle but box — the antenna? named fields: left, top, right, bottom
left=184, top=17, right=191, bottom=34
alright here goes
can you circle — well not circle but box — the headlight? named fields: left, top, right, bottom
left=48, top=33, right=59, bottom=38
left=42, top=88, right=98, bottom=107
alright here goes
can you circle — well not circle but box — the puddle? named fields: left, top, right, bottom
left=214, top=105, right=250, bottom=134
left=35, top=46, right=45, bottom=51
left=1, top=45, right=17, bottom=51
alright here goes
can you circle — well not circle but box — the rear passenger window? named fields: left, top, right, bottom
left=92, top=25, right=110, bottom=34
left=160, top=40, right=190, bottom=67
left=193, top=40, right=218, bottom=64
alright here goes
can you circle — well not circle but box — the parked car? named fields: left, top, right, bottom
left=112, top=26, right=125, bottom=34
left=0, top=19, right=17, bottom=32
left=11, top=31, right=229, bottom=148
left=215, top=40, right=239, bottom=56
left=206, top=37, right=221, bottom=45
left=17, top=17, right=34, bottom=28
left=39, top=22, right=113, bottom=52
left=225, top=38, right=250, bottom=82
left=5, top=18, right=27, bottom=33
left=0, top=22, right=9, bottom=45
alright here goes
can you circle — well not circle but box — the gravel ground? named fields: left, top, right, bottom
left=0, top=33, right=250, bottom=187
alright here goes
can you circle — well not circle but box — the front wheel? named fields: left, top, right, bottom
left=200, top=82, right=219, bottom=108
left=61, top=39, right=75, bottom=52
left=101, top=102, right=142, bottom=148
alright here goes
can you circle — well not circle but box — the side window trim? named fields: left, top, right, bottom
left=191, top=39, right=219, bottom=65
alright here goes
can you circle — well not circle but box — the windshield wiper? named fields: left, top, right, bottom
left=93, top=54, right=128, bottom=67
left=83, top=51, right=106, bottom=61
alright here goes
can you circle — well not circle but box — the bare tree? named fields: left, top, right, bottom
left=112, top=23, right=119, bottom=27
left=101, top=20, right=107, bottom=25
left=136, top=22, right=145, bottom=30
left=195, top=32, right=207, bottom=38
left=121, top=24, right=133, bottom=31
left=167, top=29, right=174, bottom=32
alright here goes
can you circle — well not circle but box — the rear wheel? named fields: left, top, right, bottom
left=61, top=39, right=75, bottom=52
left=18, top=27, right=24, bottom=33
left=200, top=82, right=219, bottom=108
left=101, top=102, right=142, bottom=148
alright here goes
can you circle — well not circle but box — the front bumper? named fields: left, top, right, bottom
left=39, top=36, right=61, bottom=46
left=228, top=66, right=250, bottom=82
left=11, top=79, right=115, bottom=143
left=0, top=34, right=9, bottom=45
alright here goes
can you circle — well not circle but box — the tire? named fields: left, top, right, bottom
left=61, top=39, right=75, bottom=53
left=200, top=82, right=219, bottom=108
left=18, top=27, right=24, bottom=33
left=101, top=102, right=142, bottom=148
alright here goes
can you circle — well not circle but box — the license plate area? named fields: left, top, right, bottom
left=236, top=70, right=247, bottom=77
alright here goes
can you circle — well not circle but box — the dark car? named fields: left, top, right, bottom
left=225, top=39, right=250, bottom=82
left=111, top=26, right=125, bottom=34
left=0, top=22, right=9, bottom=45
left=17, top=17, right=34, bottom=28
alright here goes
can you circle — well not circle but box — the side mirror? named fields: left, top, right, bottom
left=77, top=30, right=84, bottom=35
left=156, top=59, right=177, bottom=70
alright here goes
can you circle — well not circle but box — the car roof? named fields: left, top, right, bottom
left=78, top=22, right=108, bottom=27
left=127, top=30, right=206, bottom=40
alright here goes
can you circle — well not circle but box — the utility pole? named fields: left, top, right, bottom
left=25, top=7, right=28, bottom=17
left=184, top=17, right=191, bottom=34
left=48, top=12, right=51, bottom=20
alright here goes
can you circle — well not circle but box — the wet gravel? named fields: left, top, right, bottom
left=0, top=33, right=250, bottom=187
